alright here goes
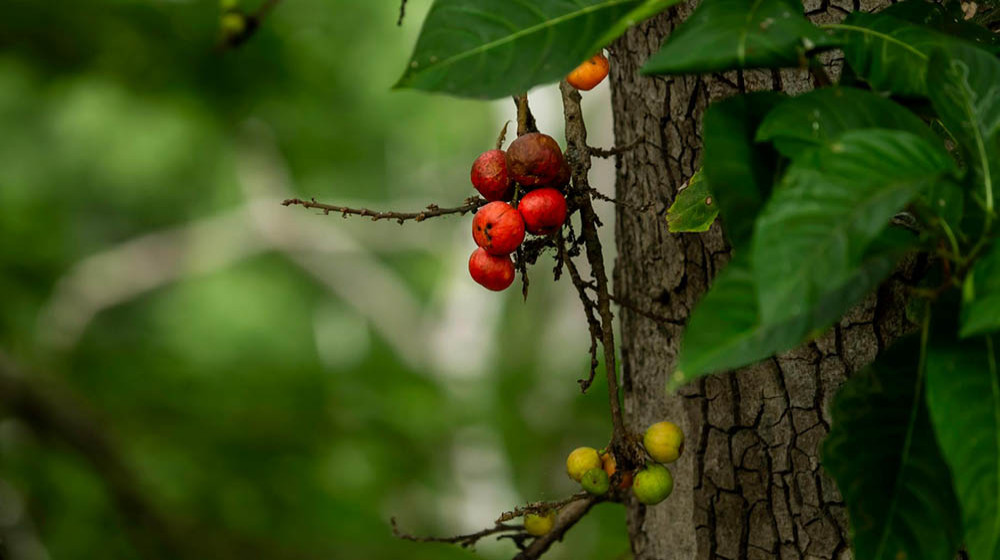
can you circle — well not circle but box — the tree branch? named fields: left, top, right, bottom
left=513, top=497, right=601, bottom=560
left=391, top=518, right=522, bottom=548
left=281, top=196, right=485, bottom=224
left=0, top=353, right=183, bottom=560
left=559, top=80, right=627, bottom=448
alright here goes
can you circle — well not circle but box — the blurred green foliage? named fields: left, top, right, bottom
left=0, top=1, right=627, bottom=558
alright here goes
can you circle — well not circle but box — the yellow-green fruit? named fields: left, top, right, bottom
left=580, top=468, right=610, bottom=495
left=220, top=0, right=239, bottom=10
left=566, top=447, right=602, bottom=482
left=220, top=12, right=246, bottom=36
left=644, top=421, right=684, bottom=463
left=633, top=464, right=673, bottom=505
left=524, top=510, right=556, bottom=537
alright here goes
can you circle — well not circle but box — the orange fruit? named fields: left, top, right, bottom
left=567, top=54, right=610, bottom=91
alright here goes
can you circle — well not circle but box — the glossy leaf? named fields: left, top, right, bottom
left=927, top=43, right=1000, bottom=221
left=666, top=170, right=717, bottom=233
left=756, top=87, right=937, bottom=160
left=824, top=335, right=962, bottom=560
left=641, top=0, right=835, bottom=75
left=962, top=242, right=1000, bottom=338
left=837, top=12, right=950, bottom=96
left=926, top=334, right=1000, bottom=560
left=881, top=0, right=1000, bottom=55
left=396, top=0, right=677, bottom=98
left=702, top=92, right=784, bottom=247
left=671, top=229, right=912, bottom=387
left=752, top=129, right=954, bottom=326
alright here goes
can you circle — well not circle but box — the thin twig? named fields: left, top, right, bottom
left=282, top=197, right=485, bottom=224
left=557, top=230, right=602, bottom=393
left=495, top=493, right=589, bottom=523
left=391, top=518, right=521, bottom=548
left=559, top=80, right=627, bottom=446
left=397, top=0, right=408, bottom=26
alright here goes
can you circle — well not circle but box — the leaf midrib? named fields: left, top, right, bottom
left=402, top=0, right=634, bottom=82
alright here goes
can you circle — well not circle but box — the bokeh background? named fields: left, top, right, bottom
left=0, top=1, right=628, bottom=558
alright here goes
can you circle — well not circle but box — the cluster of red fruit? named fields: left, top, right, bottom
left=467, top=132, right=570, bottom=291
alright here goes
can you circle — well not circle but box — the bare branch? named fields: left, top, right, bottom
left=282, top=196, right=485, bottom=224
left=557, top=231, right=602, bottom=393
left=391, top=517, right=522, bottom=548
left=495, top=493, right=589, bottom=523
left=0, top=353, right=183, bottom=560
left=559, top=80, right=627, bottom=445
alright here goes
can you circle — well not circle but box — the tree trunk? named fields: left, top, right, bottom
left=610, top=3, right=914, bottom=559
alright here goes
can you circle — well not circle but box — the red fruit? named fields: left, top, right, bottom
left=473, top=201, right=525, bottom=255
left=507, top=133, right=566, bottom=187
left=554, top=160, right=572, bottom=187
left=518, top=188, right=567, bottom=235
left=471, top=149, right=513, bottom=202
left=469, top=248, right=515, bottom=291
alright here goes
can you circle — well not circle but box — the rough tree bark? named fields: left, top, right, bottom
left=610, top=2, right=915, bottom=558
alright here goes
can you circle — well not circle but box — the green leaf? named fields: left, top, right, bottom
left=666, top=170, right=717, bottom=233
left=671, top=229, right=912, bottom=387
left=702, top=92, right=784, bottom=247
left=835, top=12, right=950, bottom=96
left=396, top=0, right=677, bottom=99
left=640, top=0, right=835, bottom=75
left=926, top=334, right=1000, bottom=560
left=756, top=87, right=937, bottom=160
left=881, top=0, right=1000, bottom=55
left=962, top=242, right=1000, bottom=338
left=752, top=129, right=954, bottom=326
left=824, top=335, right=963, bottom=560
left=927, top=43, right=1000, bottom=221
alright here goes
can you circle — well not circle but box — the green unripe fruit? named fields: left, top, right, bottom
left=644, top=421, right=684, bottom=463
left=220, top=12, right=246, bottom=36
left=220, top=0, right=239, bottom=10
left=524, top=510, right=555, bottom=537
left=580, top=468, right=610, bottom=495
left=566, top=447, right=602, bottom=482
left=633, top=463, right=673, bottom=505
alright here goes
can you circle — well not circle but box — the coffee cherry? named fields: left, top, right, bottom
left=471, top=149, right=513, bottom=202
left=644, top=421, right=684, bottom=464
left=581, top=468, right=610, bottom=495
left=518, top=188, right=567, bottom=236
left=524, top=510, right=556, bottom=537
left=633, top=463, right=673, bottom=505
left=566, top=447, right=602, bottom=482
left=507, top=133, right=566, bottom=187
left=472, top=201, right=525, bottom=256
left=468, top=248, right=515, bottom=291
left=567, top=54, right=610, bottom=91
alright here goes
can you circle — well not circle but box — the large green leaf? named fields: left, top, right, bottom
left=671, top=229, right=912, bottom=388
left=395, top=0, right=677, bottom=98
left=928, top=43, right=1000, bottom=221
left=756, top=87, right=937, bottom=160
left=962, top=242, right=1000, bottom=338
left=702, top=92, right=784, bottom=248
left=752, top=129, right=954, bottom=326
left=666, top=169, right=718, bottom=233
left=835, top=12, right=950, bottom=97
left=926, top=334, right=1000, bottom=560
left=824, top=335, right=962, bottom=560
left=882, top=0, right=1000, bottom=55
left=640, top=0, right=835, bottom=75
